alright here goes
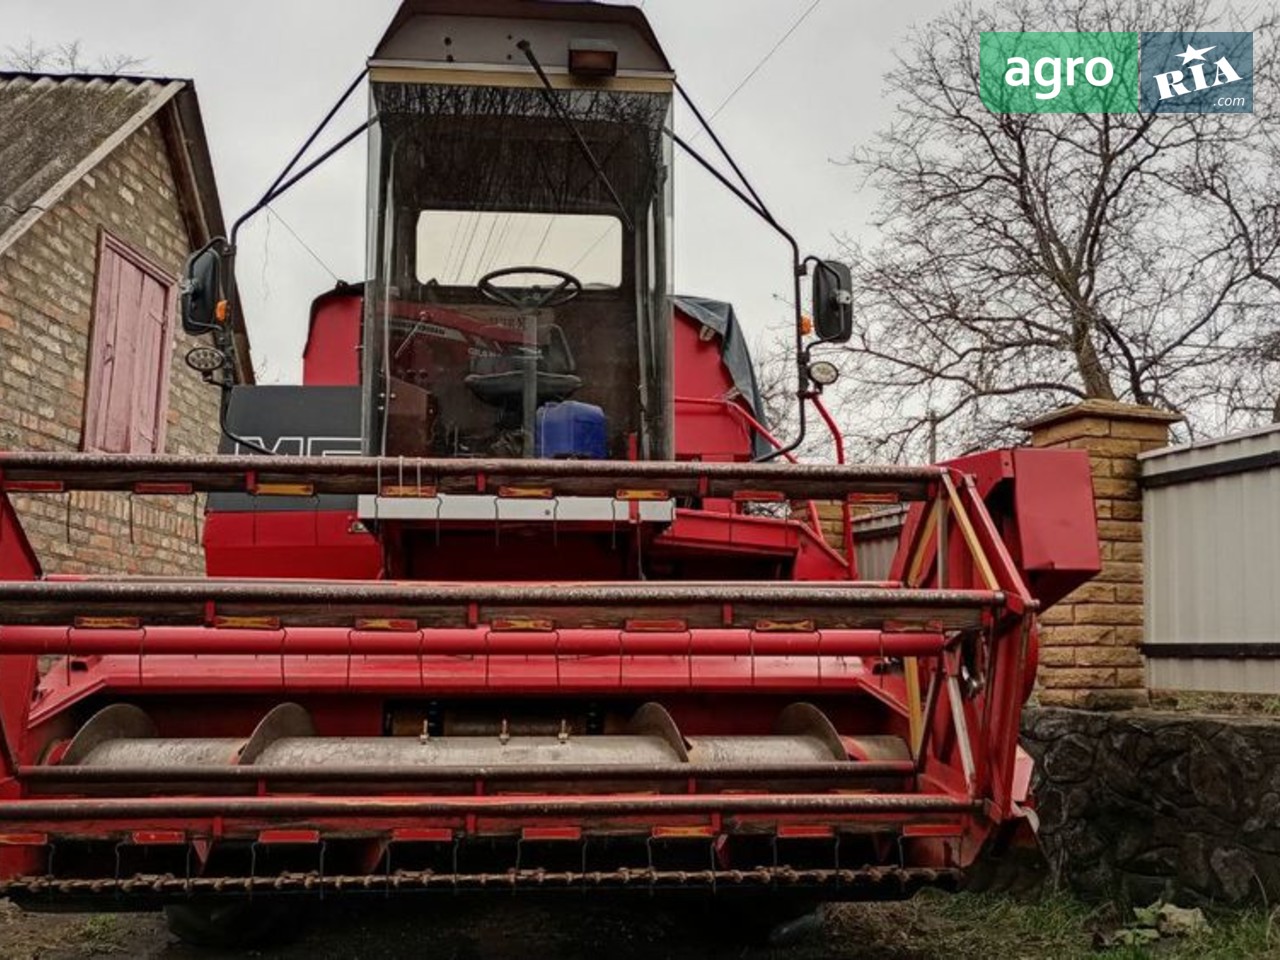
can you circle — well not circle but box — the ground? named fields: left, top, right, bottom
left=3, top=893, right=1278, bottom=959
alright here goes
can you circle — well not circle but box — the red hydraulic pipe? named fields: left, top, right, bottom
left=19, top=760, right=918, bottom=785
left=674, top=396, right=825, bottom=535
left=0, top=626, right=948, bottom=658
left=0, top=792, right=980, bottom=822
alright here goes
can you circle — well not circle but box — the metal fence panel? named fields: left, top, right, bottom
left=853, top=506, right=908, bottom=583
left=1141, top=424, right=1280, bottom=693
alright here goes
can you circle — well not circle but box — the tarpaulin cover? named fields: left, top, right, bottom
left=674, top=296, right=771, bottom=459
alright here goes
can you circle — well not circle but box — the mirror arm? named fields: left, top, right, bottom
left=667, top=129, right=776, bottom=231
left=180, top=238, right=271, bottom=456
left=214, top=370, right=273, bottom=457
left=758, top=252, right=811, bottom=463
left=230, top=66, right=370, bottom=248
left=666, top=129, right=811, bottom=462
left=230, top=116, right=377, bottom=248
left=203, top=295, right=273, bottom=457
left=216, top=111, right=374, bottom=398
left=260, top=68, right=368, bottom=216
left=225, top=117, right=376, bottom=373
left=674, top=82, right=775, bottom=223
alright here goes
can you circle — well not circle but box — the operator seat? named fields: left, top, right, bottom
left=465, top=323, right=582, bottom=405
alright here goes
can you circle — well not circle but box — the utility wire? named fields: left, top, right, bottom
left=532, top=217, right=556, bottom=263
left=471, top=214, right=502, bottom=280
left=458, top=211, right=488, bottom=281
left=568, top=221, right=618, bottom=274
left=692, top=0, right=823, bottom=136
left=264, top=204, right=340, bottom=282
left=439, top=214, right=466, bottom=281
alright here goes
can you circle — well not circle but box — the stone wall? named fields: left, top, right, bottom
left=1023, top=707, right=1280, bottom=907
left=1023, top=401, right=1182, bottom=709
left=0, top=119, right=219, bottom=576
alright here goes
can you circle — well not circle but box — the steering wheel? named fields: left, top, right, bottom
left=478, top=267, right=583, bottom=311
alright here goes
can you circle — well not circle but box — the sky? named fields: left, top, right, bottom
left=2, top=0, right=955, bottom=382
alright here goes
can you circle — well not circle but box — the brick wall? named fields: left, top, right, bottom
left=0, top=119, right=220, bottom=575
left=811, top=502, right=845, bottom=550
left=1023, top=400, right=1181, bottom=708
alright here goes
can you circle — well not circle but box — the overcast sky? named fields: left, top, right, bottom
left=3, top=0, right=954, bottom=381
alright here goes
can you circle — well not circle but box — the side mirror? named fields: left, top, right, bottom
left=811, top=260, right=853, bottom=344
left=180, top=246, right=224, bottom=336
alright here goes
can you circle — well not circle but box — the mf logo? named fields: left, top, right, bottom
left=232, top=436, right=363, bottom=457
left=981, top=31, right=1254, bottom=114
left=1141, top=32, right=1253, bottom=112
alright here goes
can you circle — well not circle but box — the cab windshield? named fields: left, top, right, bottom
left=415, top=211, right=622, bottom=289
left=363, top=81, right=673, bottom=461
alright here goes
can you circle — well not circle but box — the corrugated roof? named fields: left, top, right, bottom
left=0, top=71, right=251, bottom=381
left=0, top=73, right=187, bottom=240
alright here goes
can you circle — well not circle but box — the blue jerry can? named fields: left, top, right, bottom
left=535, top=401, right=608, bottom=459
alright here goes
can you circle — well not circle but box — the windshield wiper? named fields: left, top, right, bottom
left=517, top=40, right=635, bottom=233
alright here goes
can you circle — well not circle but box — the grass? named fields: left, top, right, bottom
left=78, top=914, right=128, bottom=950
left=832, top=891, right=1280, bottom=960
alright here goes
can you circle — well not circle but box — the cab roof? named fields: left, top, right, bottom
left=373, top=0, right=671, bottom=73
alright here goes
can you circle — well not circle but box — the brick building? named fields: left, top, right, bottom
left=0, top=73, right=250, bottom=575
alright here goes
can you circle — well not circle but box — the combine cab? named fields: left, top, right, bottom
left=0, top=0, right=1099, bottom=943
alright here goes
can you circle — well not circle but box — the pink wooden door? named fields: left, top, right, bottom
left=85, top=233, right=175, bottom=454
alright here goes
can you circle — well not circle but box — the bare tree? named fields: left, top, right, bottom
left=753, top=331, right=798, bottom=440
left=833, top=0, right=1280, bottom=461
left=3, top=37, right=145, bottom=74
left=1184, top=129, right=1280, bottom=423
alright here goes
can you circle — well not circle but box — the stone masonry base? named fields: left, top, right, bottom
left=1022, top=707, right=1280, bottom=907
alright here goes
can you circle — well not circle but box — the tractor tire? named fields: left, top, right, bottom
left=164, top=900, right=299, bottom=948
left=680, top=897, right=822, bottom=946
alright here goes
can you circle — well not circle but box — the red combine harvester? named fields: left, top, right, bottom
left=0, top=0, right=1099, bottom=944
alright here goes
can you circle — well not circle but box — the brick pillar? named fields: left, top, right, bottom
left=1022, top=400, right=1182, bottom=709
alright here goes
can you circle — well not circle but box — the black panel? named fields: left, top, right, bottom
left=208, top=387, right=363, bottom=513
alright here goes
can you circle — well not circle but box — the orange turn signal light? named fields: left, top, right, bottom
left=625, top=619, right=688, bottom=633
left=755, top=620, right=816, bottom=633
left=491, top=618, right=555, bottom=632
left=651, top=826, right=715, bottom=839
left=0, top=833, right=47, bottom=846
left=256, top=482, right=315, bottom=497
left=498, top=486, right=555, bottom=499
left=74, top=617, right=141, bottom=630
left=380, top=485, right=438, bottom=499
left=355, top=618, right=420, bottom=632
left=213, top=616, right=281, bottom=630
